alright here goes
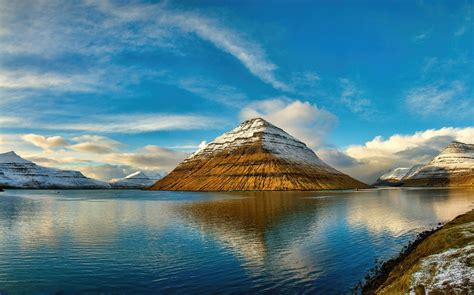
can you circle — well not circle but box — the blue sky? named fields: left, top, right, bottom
left=0, top=0, right=473, bottom=182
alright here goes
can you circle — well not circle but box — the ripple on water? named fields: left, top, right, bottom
left=0, top=188, right=472, bottom=293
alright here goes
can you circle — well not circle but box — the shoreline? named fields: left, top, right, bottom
left=360, top=209, right=474, bottom=294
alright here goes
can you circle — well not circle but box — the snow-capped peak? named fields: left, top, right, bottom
left=408, top=141, right=474, bottom=180
left=124, top=171, right=147, bottom=179
left=0, top=151, right=33, bottom=164
left=185, top=117, right=337, bottom=171
left=109, top=171, right=166, bottom=188
left=378, top=164, right=425, bottom=181
left=378, top=167, right=411, bottom=181
left=0, top=151, right=110, bottom=188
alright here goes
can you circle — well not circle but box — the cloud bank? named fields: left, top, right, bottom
left=240, top=98, right=337, bottom=148
left=319, top=127, right=474, bottom=183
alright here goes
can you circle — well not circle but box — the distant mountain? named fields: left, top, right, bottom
left=109, top=171, right=166, bottom=189
left=0, top=151, right=110, bottom=189
left=402, top=141, right=474, bottom=187
left=374, top=165, right=424, bottom=186
left=149, top=118, right=369, bottom=191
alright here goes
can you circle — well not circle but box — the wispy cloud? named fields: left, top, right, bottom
left=177, top=78, right=248, bottom=107
left=0, top=69, right=101, bottom=92
left=412, top=29, right=431, bottom=42
left=1, top=113, right=223, bottom=134
left=78, top=0, right=289, bottom=91
left=22, top=134, right=69, bottom=150
left=405, top=80, right=473, bottom=117
left=69, top=135, right=122, bottom=154
left=454, top=11, right=471, bottom=37
left=339, top=78, right=377, bottom=119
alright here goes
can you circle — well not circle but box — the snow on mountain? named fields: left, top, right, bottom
left=409, top=141, right=474, bottom=179
left=374, top=164, right=425, bottom=186
left=379, top=167, right=411, bottom=181
left=150, top=118, right=369, bottom=191
left=402, top=141, right=474, bottom=187
left=187, top=117, right=336, bottom=171
left=0, top=151, right=110, bottom=189
left=109, top=171, right=166, bottom=189
left=403, top=164, right=425, bottom=179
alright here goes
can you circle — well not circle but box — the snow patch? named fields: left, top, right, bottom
left=109, top=171, right=166, bottom=188
left=409, top=244, right=474, bottom=294
left=185, top=118, right=338, bottom=172
left=409, top=141, right=474, bottom=179
left=0, top=151, right=110, bottom=189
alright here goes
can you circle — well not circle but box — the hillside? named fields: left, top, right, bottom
left=0, top=151, right=110, bottom=189
left=149, top=118, right=369, bottom=191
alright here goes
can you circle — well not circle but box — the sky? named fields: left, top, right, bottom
left=0, top=0, right=473, bottom=183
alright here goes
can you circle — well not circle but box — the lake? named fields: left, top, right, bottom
left=0, top=188, right=473, bottom=294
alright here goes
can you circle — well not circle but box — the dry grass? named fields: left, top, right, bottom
left=149, top=143, right=369, bottom=191
left=403, top=175, right=474, bottom=187
left=375, top=210, right=474, bottom=294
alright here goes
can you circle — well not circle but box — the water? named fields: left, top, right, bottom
left=0, top=188, right=472, bottom=294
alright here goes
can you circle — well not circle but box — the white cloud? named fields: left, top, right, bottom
left=405, top=81, right=473, bottom=117
left=240, top=98, right=337, bottom=148
left=79, top=164, right=166, bottom=182
left=319, top=127, right=474, bottom=183
left=22, top=134, right=69, bottom=150
left=0, top=113, right=223, bottom=134
left=104, top=145, right=188, bottom=172
left=4, top=132, right=189, bottom=181
left=155, top=7, right=288, bottom=91
left=412, top=30, right=430, bottom=42
left=0, top=70, right=100, bottom=92
left=177, top=78, right=248, bottom=107
left=454, top=13, right=471, bottom=37
left=0, top=116, right=22, bottom=125
left=339, top=78, right=376, bottom=118
left=55, top=114, right=222, bottom=133
left=70, top=135, right=122, bottom=154
left=85, top=0, right=289, bottom=91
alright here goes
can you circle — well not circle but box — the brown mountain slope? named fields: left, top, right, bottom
left=149, top=118, right=369, bottom=191
left=402, top=141, right=474, bottom=187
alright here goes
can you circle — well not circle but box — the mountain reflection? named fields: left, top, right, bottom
left=0, top=189, right=473, bottom=293
left=346, top=188, right=474, bottom=236
left=176, top=192, right=335, bottom=275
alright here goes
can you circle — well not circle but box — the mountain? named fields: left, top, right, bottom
left=0, top=151, right=110, bottom=189
left=374, top=164, right=424, bottom=186
left=149, top=118, right=369, bottom=191
left=402, top=141, right=474, bottom=187
left=109, top=171, right=166, bottom=189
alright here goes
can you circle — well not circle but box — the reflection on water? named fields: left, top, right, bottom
left=0, top=188, right=472, bottom=293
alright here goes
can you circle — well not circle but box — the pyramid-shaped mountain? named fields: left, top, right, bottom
left=402, top=141, right=474, bottom=187
left=149, top=118, right=369, bottom=191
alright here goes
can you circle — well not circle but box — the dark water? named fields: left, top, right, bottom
left=0, top=188, right=473, bottom=294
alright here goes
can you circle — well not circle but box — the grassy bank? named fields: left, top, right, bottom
left=362, top=209, right=474, bottom=294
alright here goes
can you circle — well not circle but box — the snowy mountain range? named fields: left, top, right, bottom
left=374, top=165, right=424, bottom=186
left=375, top=141, right=474, bottom=187
left=109, top=171, right=166, bottom=189
left=0, top=151, right=110, bottom=189
left=150, top=118, right=369, bottom=191
left=403, top=141, right=474, bottom=187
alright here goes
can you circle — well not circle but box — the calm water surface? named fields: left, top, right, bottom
left=0, top=188, right=473, bottom=294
